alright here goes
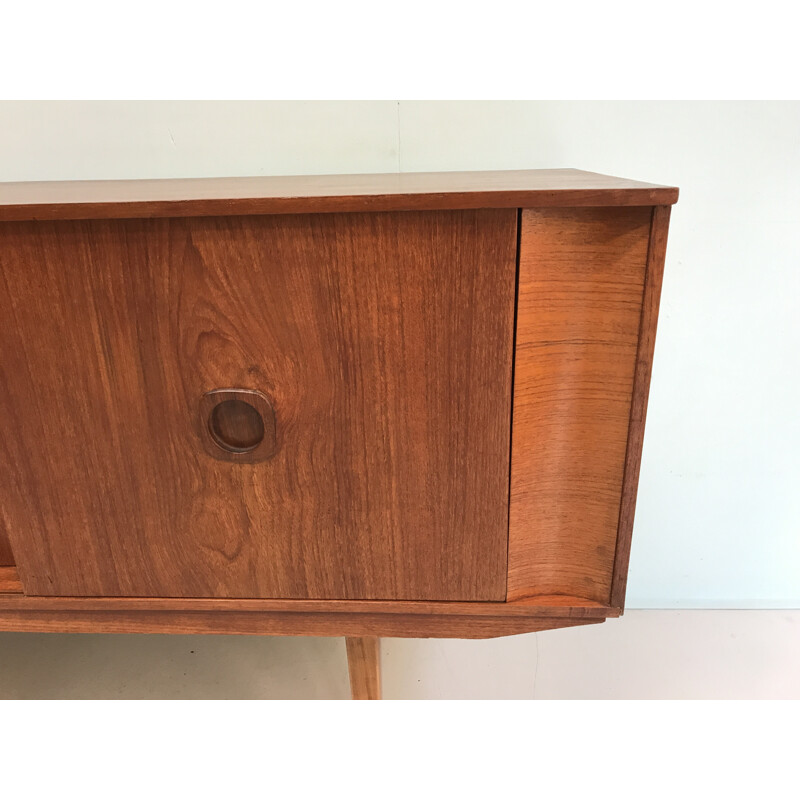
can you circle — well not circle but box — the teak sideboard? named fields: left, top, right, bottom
left=0, top=169, right=677, bottom=699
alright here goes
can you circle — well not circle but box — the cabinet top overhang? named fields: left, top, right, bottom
left=0, top=168, right=678, bottom=222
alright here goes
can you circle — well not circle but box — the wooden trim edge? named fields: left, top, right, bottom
left=0, top=189, right=680, bottom=222
left=0, top=588, right=617, bottom=637
left=610, top=205, right=672, bottom=608
left=0, top=566, right=22, bottom=594
left=0, top=610, right=606, bottom=639
left=0, top=593, right=614, bottom=618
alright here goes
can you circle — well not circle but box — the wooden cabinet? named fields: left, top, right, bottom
left=0, top=169, right=677, bottom=697
left=0, top=211, right=514, bottom=601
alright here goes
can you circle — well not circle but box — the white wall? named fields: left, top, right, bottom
left=1, top=101, right=797, bottom=609
left=2, top=611, right=798, bottom=699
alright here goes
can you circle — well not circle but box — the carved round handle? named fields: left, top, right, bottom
left=199, top=389, right=277, bottom=463
left=209, top=398, right=265, bottom=453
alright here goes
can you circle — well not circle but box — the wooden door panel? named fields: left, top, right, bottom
left=508, top=207, right=652, bottom=603
left=0, top=210, right=516, bottom=600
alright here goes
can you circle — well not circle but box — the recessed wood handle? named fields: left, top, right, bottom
left=199, top=389, right=277, bottom=463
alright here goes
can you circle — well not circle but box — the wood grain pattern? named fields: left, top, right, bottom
left=0, top=610, right=602, bottom=638
left=611, top=206, right=671, bottom=607
left=0, top=210, right=515, bottom=601
left=0, top=529, right=14, bottom=566
left=0, top=594, right=617, bottom=619
left=0, top=590, right=614, bottom=634
left=0, top=169, right=679, bottom=222
left=508, top=207, right=652, bottom=603
left=346, top=636, right=381, bottom=699
left=0, top=567, right=22, bottom=593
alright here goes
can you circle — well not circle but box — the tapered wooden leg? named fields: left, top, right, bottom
left=345, top=636, right=381, bottom=700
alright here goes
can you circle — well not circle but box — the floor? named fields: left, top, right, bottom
left=0, top=610, right=797, bottom=699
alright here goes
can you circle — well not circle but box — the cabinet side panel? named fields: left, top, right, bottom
left=610, top=206, right=671, bottom=608
left=508, top=207, right=651, bottom=603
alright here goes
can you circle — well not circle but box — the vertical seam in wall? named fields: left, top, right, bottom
left=395, top=101, right=402, bottom=172
left=505, top=208, right=523, bottom=602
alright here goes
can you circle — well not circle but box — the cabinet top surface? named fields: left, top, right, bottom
left=0, top=169, right=678, bottom=221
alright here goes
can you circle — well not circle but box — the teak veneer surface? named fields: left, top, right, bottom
left=0, top=210, right=515, bottom=601
left=508, top=206, right=652, bottom=603
left=0, top=594, right=616, bottom=619
left=0, top=590, right=614, bottom=635
left=0, top=610, right=602, bottom=638
left=0, top=169, right=678, bottom=221
left=0, top=589, right=610, bottom=638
